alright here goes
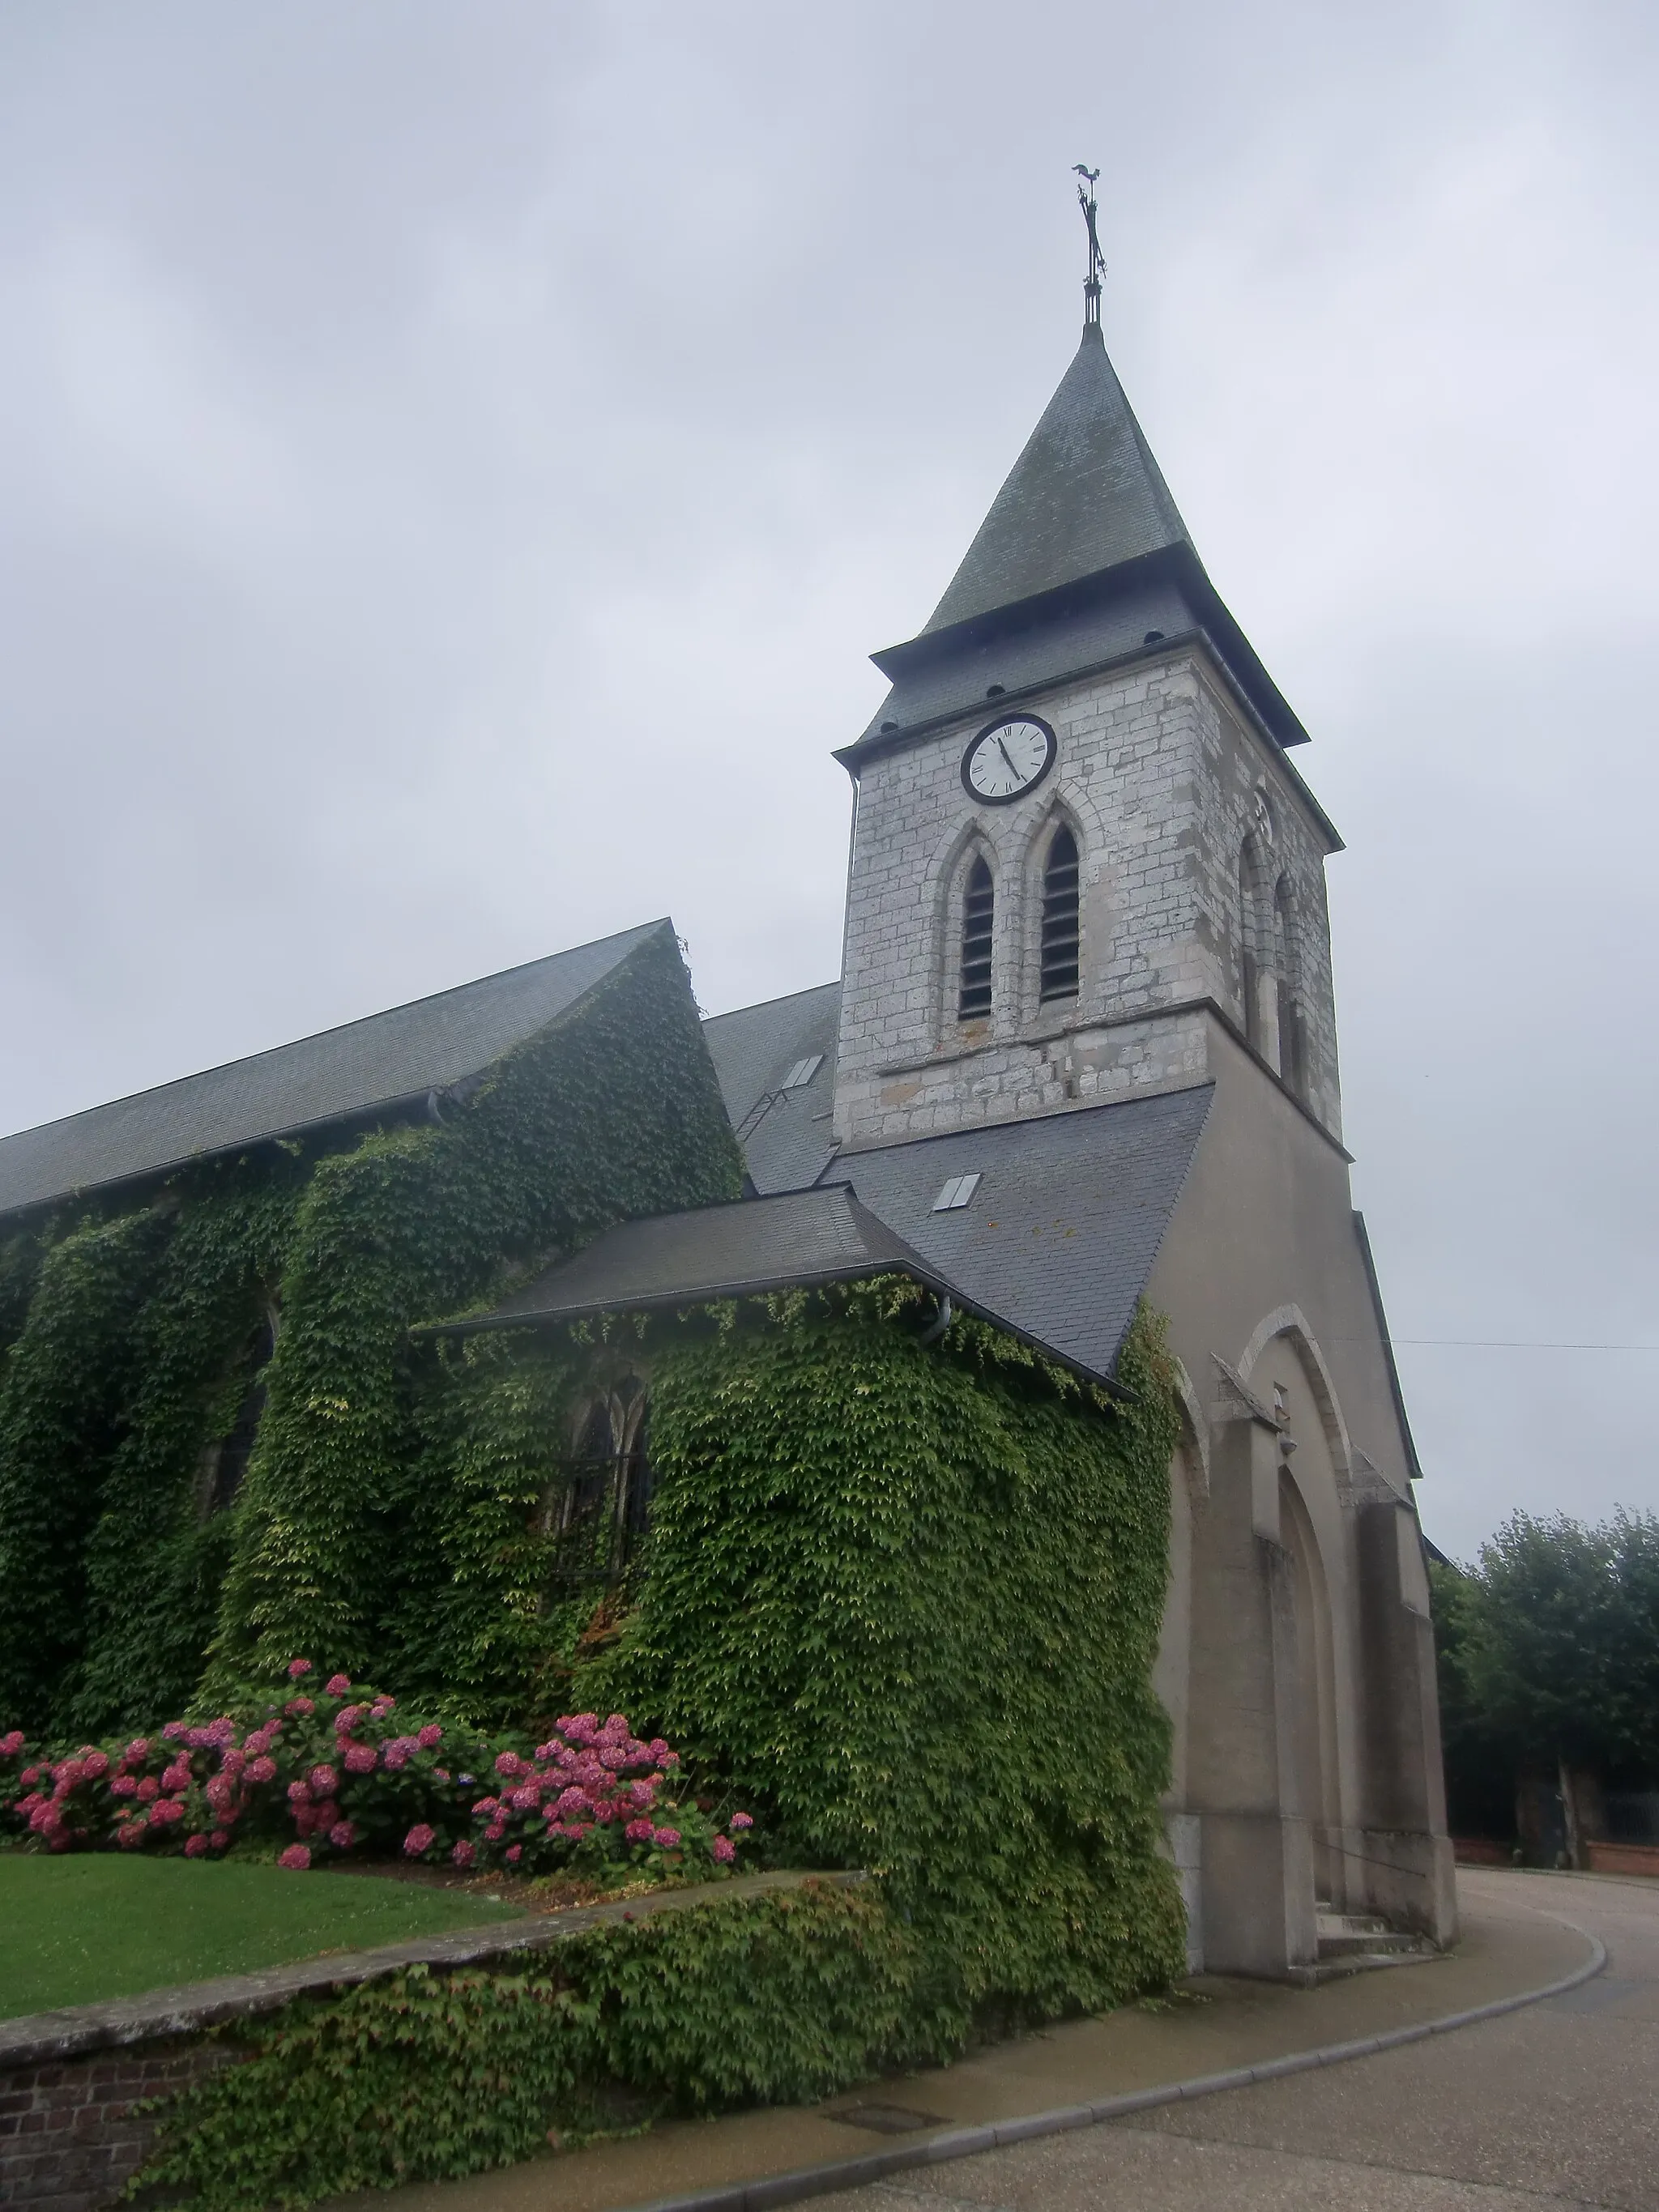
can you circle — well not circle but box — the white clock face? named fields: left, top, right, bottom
left=962, top=715, right=1056, bottom=805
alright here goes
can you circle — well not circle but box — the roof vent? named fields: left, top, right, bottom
left=1143, top=629, right=1165, bottom=644
left=881, top=719, right=899, bottom=733
left=780, top=1054, right=823, bottom=1090
left=986, top=683, right=1005, bottom=697
left=932, top=1171, right=981, bottom=1213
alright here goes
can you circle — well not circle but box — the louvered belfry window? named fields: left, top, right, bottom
left=1039, top=825, right=1081, bottom=1002
left=957, top=855, right=995, bottom=1019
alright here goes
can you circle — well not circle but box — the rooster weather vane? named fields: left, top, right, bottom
left=1073, top=164, right=1106, bottom=327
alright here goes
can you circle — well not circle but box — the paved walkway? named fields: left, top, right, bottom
left=341, top=1869, right=1643, bottom=2212
left=814, top=1870, right=1659, bottom=2212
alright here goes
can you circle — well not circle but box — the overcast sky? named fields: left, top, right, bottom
left=2, top=2, right=1655, bottom=1561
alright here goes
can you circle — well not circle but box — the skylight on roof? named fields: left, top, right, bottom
left=932, top=1172, right=981, bottom=1213
left=780, top=1054, right=824, bottom=1090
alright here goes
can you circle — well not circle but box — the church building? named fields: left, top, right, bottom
left=0, top=241, right=1452, bottom=1989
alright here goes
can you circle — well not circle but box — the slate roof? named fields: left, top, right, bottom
left=812, top=1086, right=1213, bottom=1380
left=702, top=981, right=842, bottom=1196
left=443, top=1184, right=936, bottom=1332
left=923, top=324, right=1192, bottom=637
left=0, top=921, right=668, bottom=1219
left=451, top=1083, right=1214, bottom=1387
left=844, top=323, right=1312, bottom=761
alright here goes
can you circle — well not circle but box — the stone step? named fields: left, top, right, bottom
left=1316, top=1912, right=1393, bottom=1940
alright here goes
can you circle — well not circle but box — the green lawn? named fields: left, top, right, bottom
left=0, top=1852, right=527, bottom=2020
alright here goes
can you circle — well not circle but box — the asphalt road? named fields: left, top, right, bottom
left=813, top=1870, right=1659, bottom=2212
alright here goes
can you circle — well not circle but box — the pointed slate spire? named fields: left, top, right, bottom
left=922, top=322, right=1192, bottom=637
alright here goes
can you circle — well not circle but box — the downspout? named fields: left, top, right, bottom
left=918, top=1293, right=953, bottom=1348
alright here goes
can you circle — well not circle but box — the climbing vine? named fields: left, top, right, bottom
left=574, top=1286, right=1188, bottom=2034
left=0, top=927, right=743, bottom=1734
left=134, top=1882, right=920, bottom=2212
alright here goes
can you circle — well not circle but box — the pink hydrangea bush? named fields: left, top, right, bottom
left=460, top=1711, right=747, bottom=1878
left=0, top=1671, right=753, bottom=1880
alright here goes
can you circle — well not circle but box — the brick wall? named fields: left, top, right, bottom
left=0, top=2039, right=232, bottom=2212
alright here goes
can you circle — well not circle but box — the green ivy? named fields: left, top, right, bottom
left=0, top=1207, right=175, bottom=1729
left=578, top=1286, right=1187, bottom=2035
left=0, top=927, right=743, bottom=1734
left=134, top=1882, right=919, bottom=2212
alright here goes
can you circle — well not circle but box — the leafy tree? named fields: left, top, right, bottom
left=1432, top=1508, right=1659, bottom=1839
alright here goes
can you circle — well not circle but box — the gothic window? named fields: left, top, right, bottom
left=957, top=855, right=995, bottom=1020
left=1038, top=824, right=1081, bottom=1003
left=1239, top=843, right=1262, bottom=1050
left=1274, top=874, right=1307, bottom=1097
left=551, top=1383, right=655, bottom=1583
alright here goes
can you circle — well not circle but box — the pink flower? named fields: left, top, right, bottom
left=82, top=1750, right=109, bottom=1779
left=325, top=1673, right=352, bottom=1696
left=307, top=1764, right=338, bottom=1797
left=110, top=1775, right=138, bottom=1798
left=728, top=1811, right=753, bottom=1831
left=485, top=1821, right=507, bottom=1843
left=136, top=1777, right=160, bottom=1803
left=343, top=1744, right=377, bottom=1774
left=313, top=1801, right=340, bottom=1831
left=125, top=1738, right=151, bottom=1762
left=117, top=1819, right=147, bottom=1848
left=287, top=1659, right=313, bottom=1678
left=505, top=1844, right=522, bottom=1863
left=220, top=1747, right=246, bottom=1777
left=287, top=1779, right=309, bottom=1805
left=244, top=1757, right=276, bottom=1785
left=151, top=1799, right=186, bottom=1825
left=278, top=1844, right=311, bottom=1869
left=403, top=1823, right=436, bottom=1857
left=625, top=1818, right=654, bottom=1842
left=450, top=1840, right=476, bottom=1869
left=416, top=1724, right=442, bottom=1750
left=651, top=1827, right=681, bottom=1849
left=0, top=1730, right=24, bottom=1758
left=161, top=1761, right=192, bottom=1793
left=184, top=1833, right=210, bottom=1858
left=209, top=1830, right=231, bottom=1850
left=372, top=1696, right=395, bottom=1715
left=161, top=1721, right=188, bottom=1743
left=711, top=1835, right=736, bottom=1864
left=328, top=1822, right=356, bottom=1850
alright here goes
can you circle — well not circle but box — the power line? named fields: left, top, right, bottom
left=1388, top=1338, right=1659, bottom=1353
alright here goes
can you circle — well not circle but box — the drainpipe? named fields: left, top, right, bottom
left=918, top=1294, right=953, bottom=1347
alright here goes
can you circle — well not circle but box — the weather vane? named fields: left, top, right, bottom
left=1073, top=164, right=1106, bottom=327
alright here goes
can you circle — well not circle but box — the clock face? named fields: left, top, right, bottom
left=961, top=714, right=1056, bottom=805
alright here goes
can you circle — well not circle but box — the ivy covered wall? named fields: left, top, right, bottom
left=548, top=1285, right=1190, bottom=2027
left=0, top=927, right=744, bottom=1735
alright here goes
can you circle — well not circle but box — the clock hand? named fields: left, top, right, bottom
left=996, top=735, right=1020, bottom=778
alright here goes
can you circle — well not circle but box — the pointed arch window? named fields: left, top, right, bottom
left=1274, top=874, right=1307, bottom=1097
left=1038, top=825, right=1081, bottom=1003
left=549, top=1382, right=655, bottom=1584
left=957, top=855, right=995, bottom=1020
left=1239, top=842, right=1262, bottom=1050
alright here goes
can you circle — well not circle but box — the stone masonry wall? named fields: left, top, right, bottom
left=0, top=2039, right=231, bottom=2212
left=834, top=642, right=1342, bottom=1149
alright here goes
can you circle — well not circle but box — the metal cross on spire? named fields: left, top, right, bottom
left=1073, top=164, right=1106, bottom=327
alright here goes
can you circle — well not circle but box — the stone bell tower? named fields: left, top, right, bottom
left=832, top=247, right=1345, bottom=1158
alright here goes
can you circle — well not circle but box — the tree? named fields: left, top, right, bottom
left=1431, top=1509, right=1659, bottom=1852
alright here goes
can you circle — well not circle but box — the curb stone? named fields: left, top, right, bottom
left=625, top=1920, right=1608, bottom=2212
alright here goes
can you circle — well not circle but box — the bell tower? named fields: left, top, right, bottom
left=832, top=187, right=1344, bottom=1155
